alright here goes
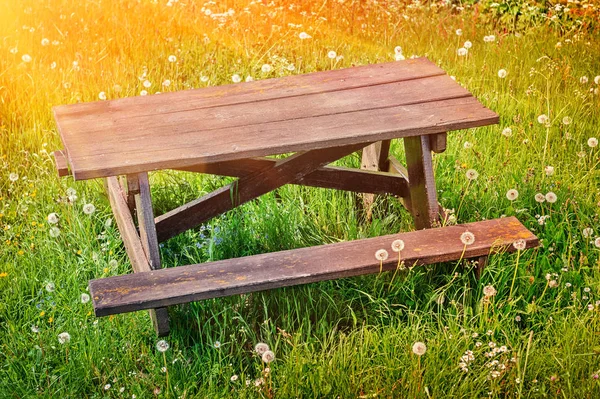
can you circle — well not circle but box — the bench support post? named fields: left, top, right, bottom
left=360, top=140, right=391, bottom=220
left=404, top=135, right=439, bottom=230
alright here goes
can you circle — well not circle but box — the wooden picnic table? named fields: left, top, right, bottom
left=53, top=58, right=538, bottom=336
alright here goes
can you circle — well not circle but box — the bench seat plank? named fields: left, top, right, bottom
left=90, top=217, right=538, bottom=317
left=53, top=58, right=498, bottom=180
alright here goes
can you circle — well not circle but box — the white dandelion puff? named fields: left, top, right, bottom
left=49, top=227, right=61, bottom=238
left=231, top=74, right=241, bottom=83
left=463, top=41, right=472, bottom=49
left=537, top=114, right=549, bottom=124
left=544, top=165, right=554, bottom=176
left=460, top=231, right=475, bottom=246
left=261, top=64, right=272, bottom=73
left=562, top=116, right=572, bottom=125
left=595, top=237, right=600, bottom=248
left=255, top=343, right=269, bottom=355
left=457, top=47, right=468, bottom=56
left=156, top=340, right=169, bottom=353
left=47, top=213, right=59, bottom=224
left=412, top=342, right=427, bottom=356
left=22, top=54, right=32, bottom=63
left=497, top=69, right=507, bottom=78
left=512, top=239, right=526, bottom=251
left=588, top=137, right=598, bottom=148
left=58, top=332, right=71, bottom=344
left=545, top=192, right=557, bottom=203
left=298, top=32, right=312, bottom=40
left=83, top=203, right=96, bottom=215
left=580, top=76, right=589, bottom=84
left=483, top=285, right=497, bottom=297
left=327, top=50, right=337, bottom=59
left=455, top=29, right=463, bottom=36
left=262, top=350, right=275, bottom=363
left=534, top=193, right=545, bottom=203
left=582, top=228, right=593, bottom=238
left=375, top=249, right=389, bottom=261
left=9, top=173, right=18, bottom=182
left=506, top=189, right=519, bottom=201
left=466, top=169, right=479, bottom=180
left=81, top=293, right=90, bottom=304
left=98, top=92, right=107, bottom=100
left=391, top=239, right=405, bottom=252
left=168, top=55, right=177, bottom=62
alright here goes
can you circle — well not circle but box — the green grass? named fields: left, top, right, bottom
left=1, top=0, right=600, bottom=397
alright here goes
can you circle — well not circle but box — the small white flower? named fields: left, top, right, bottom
left=32, top=325, right=40, bottom=333
left=502, top=127, right=512, bottom=137
left=580, top=76, right=589, bottom=84
left=98, top=92, right=107, bottom=100
left=214, top=341, right=221, bottom=349
left=513, top=239, right=526, bottom=251
left=456, top=29, right=463, bottom=36
left=534, top=193, right=545, bottom=203
left=156, top=340, right=169, bottom=352
left=497, top=69, right=507, bottom=78
left=545, top=192, right=557, bottom=203
left=595, top=237, right=600, bottom=248
left=412, top=341, right=427, bottom=356
left=588, top=137, right=598, bottom=148
left=81, top=293, right=90, bottom=304
left=162, top=80, right=171, bottom=87
left=506, top=189, right=519, bottom=201
left=544, top=165, right=554, bottom=176
left=255, top=343, right=269, bottom=355
left=583, top=228, right=593, bottom=238
left=104, top=384, right=111, bottom=391
left=47, top=213, right=59, bottom=224
left=83, top=203, right=96, bottom=215
left=460, top=231, right=475, bottom=245
left=327, top=50, right=337, bottom=59
left=537, top=114, right=549, bottom=124
left=143, top=80, right=152, bottom=88
left=375, top=249, right=389, bottom=261
left=562, top=116, right=572, bottom=125
left=483, top=285, right=497, bottom=297
left=391, top=239, right=405, bottom=252
left=261, top=64, right=272, bottom=73
left=9, top=173, right=18, bottom=182
left=457, top=48, right=468, bottom=56
left=22, top=54, right=32, bottom=63
left=231, top=74, right=241, bottom=83
left=58, top=332, right=71, bottom=344
left=464, top=41, right=472, bottom=49
left=168, top=55, right=177, bottom=62
left=49, top=227, right=60, bottom=238
left=230, top=375, right=238, bottom=382
left=41, top=38, right=50, bottom=46
left=298, top=32, right=312, bottom=40
left=262, top=350, right=275, bottom=363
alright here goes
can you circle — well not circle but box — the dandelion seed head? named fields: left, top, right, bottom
left=483, top=285, right=497, bottom=297
left=460, top=231, right=475, bottom=245
left=298, top=32, right=312, bottom=40
left=412, top=341, right=427, bottom=356
left=466, top=169, right=479, bottom=180
left=512, top=239, right=526, bottom=251
left=501, top=127, right=512, bottom=137
left=455, top=29, right=463, bottom=36
left=391, top=239, right=405, bottom=252
left=9, top=173, right=19, bottom=182
left=375, top=249, right=389, bottom=261
left=327, top=50, right=337, bottom=59
left=545, top=191, right=557, bottom=203
left=506, top=189, right=519, bottom=201
left=98, top=92, right=107, bottom=100
left=49, top=227, right=61, bottom=238
left=261, top=64, right=272, bottom=73
left=168, top=55, right=177, bottom=62
left=83, top=203, right=96, bottom=215
left=595, top=237, right=600, bottom=248
left=497, top=69, right=507, bottom=78
left=262, top=350, right=275, bottom=363
left=537, top=114, right=549, bottom=124
left=255, top=342, right=269, bottom=355
left=394, top=46, right=403, bottom=54
left=588, top=137, right=598, bottom=148
left=162, top=80, right=171, bottom=87
left=231, top=74, right=241, bottom=83
left=81, top=293, right=90, bottom=304
left=230, top=374, right=238, bottom=382
left=582, top=228, right=593, bottom=238
left=47, top=213, right=59, bottom=224
left=58, top=332, right=71, bottom=344
left=534, top=193, right=545, bottom=203
left=580, top=76, right=589, bottom=84
left=22, top=54, right=32, bottom=63
left=544, top=165, right=554, bottom=176
left=156, top=340, right=169, bottom=353
left=562, top=116, right=572, bottom=125
left=457, top=47, right=468, bottom=56
left=463, top=41, right=472, bottom=49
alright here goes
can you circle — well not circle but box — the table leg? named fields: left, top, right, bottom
left=404, top=135, right=439, bottom=230
left=360, top=141, right=391, bottom=220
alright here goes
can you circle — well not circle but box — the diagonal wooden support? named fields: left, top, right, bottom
left=155, top=143, right=369, bottom=242
left=403, top=135, right=439, bottom=230
left=104, top=176, right=170, bottom=336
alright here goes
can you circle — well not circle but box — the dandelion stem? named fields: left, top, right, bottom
left=163, top=352, right=169, bottom=395
left=508, top=249, right=522, bottom=300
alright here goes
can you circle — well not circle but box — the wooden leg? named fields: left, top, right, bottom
left=403, top=135, right=439, bottom=230
left=360, top=140, right=391, bottom=220
left=475, top=255, right=488, bottom=279
left=105, top=175, right=170, bottom=336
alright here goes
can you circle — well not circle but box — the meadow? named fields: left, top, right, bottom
left=1, top=0, right=600, bottom=397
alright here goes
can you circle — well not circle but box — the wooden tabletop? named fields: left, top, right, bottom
left=53, top=58, right=498, bottom=180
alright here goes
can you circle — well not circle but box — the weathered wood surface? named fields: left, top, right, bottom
left=155, top=144, right=367, bottom=242
left=90, top=217, right=539, bottom=317
left=53, top=58, right=499, bottom=180
left=360, top=140, right=391, bottom=220
left=429, top=133, right=447, bottom=153
left=176, top=156, right=409, bottom=197
left=404, top=135, right=439, bottom=229
left=52, top=150, right=70, bottom=177
left=104, top=176, right=169, bottom=335
left=134, top=173, right=162, bottom=270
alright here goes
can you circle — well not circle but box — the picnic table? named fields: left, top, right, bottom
left=53, top=58, right=538, bottom=336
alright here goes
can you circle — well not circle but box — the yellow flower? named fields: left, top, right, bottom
left=103, top=267, right=109, bottom=274
left=40, top=311, right=45, bottom=317
left=5, top=240, right=10, bottom=245
left=77, top=249, right=82, bottom=255
left=17, top=250, right=24, bottom=256
left=0, top=272, right=8, bottom=278
left=31, top=221, right=37, bottom=226
left=87, top=311, right=92, bottom=316
left=48, top=317, right=54, bottom=323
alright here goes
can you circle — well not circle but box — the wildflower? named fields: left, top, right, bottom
left=9, top=173, right=18, bottom=182
left=549, top=280, right=558, bottom=288
left=580, top=76, right=589, bottom=84
left=327, top=50, right=337, bottom=59
left=513, top=239, right=526, bottom=251
left=483, top=285, right=497, bottom=297
left=231, top=375, right=238, bottom=382
left=168, top=55, right=177, bottom=62
left=162, top=80, right=171, bottom=87
left=565, top=283, right=572, bottom=288
left=41, top=38, right=50, bottom=46
left=456, top=29, right=463, bottom=36
left=298, top=32, right=312, bottom=40
left=412, top=341, right=427, bottom=356
left=47, top=213, right=59, bottom=224
left=9, top=47, right=17, bottom=54
left=375, top=249, right=389, bottom=261
left=595, top=237, right=600, bottom=248
left=534, top=193, right=545, bottom=203
left=245, top=76, right=254, bottom=82
left=261, top=64, right=272, bottom=73
left=583, top=228, right=593, bottom=238
left=262, top=350, right=275, bottom=363
left=497, top=69, right=507, bottom=78
left=484, top=35, right=496, bottom=42
left=515, top=315, right=521, bottom=322
left=457, top=48, right=468, bottom=56
left=506, top=189, right=519, bottom=201
left=22, top=54, right=32, bottom=63
left=108, top=259, right=118, bottom=268
left=140, top=90, right=148, bottom=96
left=31, top=325, right=40, bottom=333
left=464, top=41, right=472, bottom=49
left=460, top=231, right=475, bottom=245
left=391, top=239, right=405, bottom=252
left=544, top=165, right=554, bottom=176
left=562, top=116, right=572, bottom=125
left=254, top=378, right=264, bottom=386
left=537, top=114, right=549, bottom=124
left=545, top=192, right=557, bottom=203
left=466, top=169, right=479, bottom=180
left=156, top=340, right=169, bottom=352
left=588, top=137, right=598, bottom=148
left=81, top=293, right=90, bottom=303
left=104, top=384, right=111, bottom=390
left=502, top=127, right=512, bottom=137
left=58, top=332, right=71, bottom=344
left=255, top=343, right=269, bottom=355
left=83, top=203, right=95, bottom=215
left=463, top=141, right=473, bottom=149
left=46, top=282, right=55, bottom=292
left=231, top=74, right=241, bottom=83
left=595, top=76, right=600, bottom=85
left=143, top=80, right=152, bottom=88
left=161, top=366, right=167, bottom=373
left=200, top=75, right=209, bottom=83
left=394, top=46, right=402, bottom=55
left=214, top=341, right=221, bottom=349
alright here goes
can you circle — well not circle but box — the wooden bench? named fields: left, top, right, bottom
left=52, top=58, right=538, bottom=336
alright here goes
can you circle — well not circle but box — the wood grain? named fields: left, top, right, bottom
left=155, top=144, right=367, bottom=242
left=404, top=136, right=439, bottom=229
left=52, top=150, right=70, bottom=177
left=90, top=217, right=539, bottom=316
left=360, top=140, right=391, bottom=220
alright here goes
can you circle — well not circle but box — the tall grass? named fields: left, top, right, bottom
left=1, top=0, right=599, bottom=397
